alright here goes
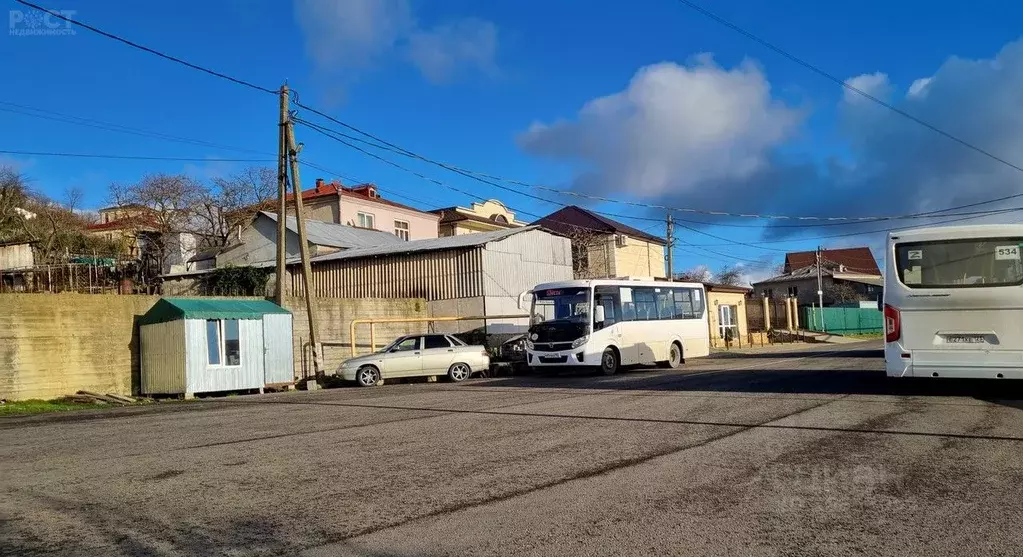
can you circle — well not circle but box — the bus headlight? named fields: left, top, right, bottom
left=571, top=335, right=589, bottom=348
left=525, top=340, right=534, bottom=350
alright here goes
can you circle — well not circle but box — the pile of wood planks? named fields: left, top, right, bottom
left=66, top=391, right=141, bottom=406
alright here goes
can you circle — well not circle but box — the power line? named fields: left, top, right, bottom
left=26, top=0, right=1023, bottom=225
left=0, top=100, right=273, bottom=157
left=13, top=0, right=276, bottom=95
left=674, top=0, right=1023, bottom=179
left=296, top=112, right=1023, bottom=226
left=0, top=149, right=269, bottom=162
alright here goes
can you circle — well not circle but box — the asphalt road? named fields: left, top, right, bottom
left=2, top=341, right=1022, bottom=556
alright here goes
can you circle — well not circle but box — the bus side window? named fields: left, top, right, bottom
left=594, top=286, right=621, bottom=330
left=674, top=289, right=695, bottom=319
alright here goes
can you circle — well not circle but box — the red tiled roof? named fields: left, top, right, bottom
left=86, top=216, right=159, bottom=232
left=282, top=179, right=437, bottom=217
left=784, top=247, right=879, bottom=275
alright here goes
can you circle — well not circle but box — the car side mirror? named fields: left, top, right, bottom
left=594, top=305, right=605, bottom=324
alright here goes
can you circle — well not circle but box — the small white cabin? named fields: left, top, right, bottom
left=139, top=298, right=294, bottom=396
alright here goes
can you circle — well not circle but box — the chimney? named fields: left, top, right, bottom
left=315, top=178, right=324, bottom=191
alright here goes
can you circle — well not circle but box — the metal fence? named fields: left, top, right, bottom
left=745, top=298, right=794, bottom=332
left=803, top=307, right=883, bottom=334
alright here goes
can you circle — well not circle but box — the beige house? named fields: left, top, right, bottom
left=704, top=282, right=751, bottom=348
left=283, top=179, right=440, bottom=241
left=431, top=199, right=528, bottom=237
left=85, top=204, right=159, bottom=258
left=533, top=206, right=666, bottom=279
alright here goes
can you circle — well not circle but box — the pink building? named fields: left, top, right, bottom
left=284, top=179, right=439, bottom=241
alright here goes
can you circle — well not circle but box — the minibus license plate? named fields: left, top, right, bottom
left=945, top=335, right=985, bottom=344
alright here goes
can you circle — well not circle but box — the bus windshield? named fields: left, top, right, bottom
left=531, top=287, right=590, bottom=324
left=896, top=238, right=1023, bottom=288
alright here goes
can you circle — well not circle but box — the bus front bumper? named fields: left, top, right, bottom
left=526, top=347, right=600, bottom=367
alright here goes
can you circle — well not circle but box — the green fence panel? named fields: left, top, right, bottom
left=802, top=307, right=882, bottom=334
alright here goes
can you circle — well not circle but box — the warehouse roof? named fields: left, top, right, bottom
left=310, top=225, right=544, bottom=263
left=139, top=298, right=289, bottom=325
left=260, top=212, right=403, bottom=249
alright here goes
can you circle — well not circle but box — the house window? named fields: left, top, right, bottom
left=718, top=305, right=738, bottom=340
left=788, top=286, right=798, bottom=297
left=572, top=243, right=589, bottom=272
left=205, top=319, right=241, bottom=367
left=393, top=220, right=410, bottom=241
left=357, top=212, right=375, bottom=229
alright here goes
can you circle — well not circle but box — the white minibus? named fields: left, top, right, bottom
left=523, top=279, right=710, bottom=375
left=884, top=224, right=1023, bottom=379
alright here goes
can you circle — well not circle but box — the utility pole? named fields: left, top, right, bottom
left=274, top=85, right=288, bottom=306
left=665, top=212, right=674, bottom=281
left=816, top=245, right=826, bottom=332
left=283, top=98, right=324, bottom=380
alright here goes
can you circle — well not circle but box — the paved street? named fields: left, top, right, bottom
left=2, top=341, right=1022, bottom=556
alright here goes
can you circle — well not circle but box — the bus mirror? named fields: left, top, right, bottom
left=594, top=305, right=605, bottom=324
left=518, top=290, right=530, bottom=311
left=877, top=298, right=883, bottom=312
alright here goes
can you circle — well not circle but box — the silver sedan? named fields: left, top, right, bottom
left=337, top=334, right=491, bottom=387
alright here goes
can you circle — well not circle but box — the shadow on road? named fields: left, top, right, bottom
left=474, top=346, right=1023, bottom=411
left=708, top=348, right=883, bottom=360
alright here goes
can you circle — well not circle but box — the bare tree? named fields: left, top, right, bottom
left=823, top=281, right=861, bottom=304
left=674, top=265, right=712, bottom=282
left=714, top=265, right=744, bottom=286
left=108, top=174, right=204, bottom=269
left=195, top=166, right=277, bottom=248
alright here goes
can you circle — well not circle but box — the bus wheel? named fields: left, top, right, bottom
left=658, top=342, right=683, bottom=369
left=599, top=348, right=619, bottom=376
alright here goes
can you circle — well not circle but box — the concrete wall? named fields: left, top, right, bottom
left=285, top=196, right=340, bottom=224
left=0, top=243, right=34, bottom=270
left=0, top=293, right=161, bottom=400
left=284, top=296, right=429, bottom=378
left=0, top=294, right=429, bottom=401
left=217, top=216, right=303, bottom=268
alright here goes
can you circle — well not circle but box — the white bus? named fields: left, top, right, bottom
left=522, top=279, right=711, bottom=375
left=884, top=224, right=1023, bottom=379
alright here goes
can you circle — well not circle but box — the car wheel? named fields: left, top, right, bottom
left=599, top=348, right=619, bottom=376
left=356, top=365, right=380, bottom=387
left=447, top=362, right=472, bottom=382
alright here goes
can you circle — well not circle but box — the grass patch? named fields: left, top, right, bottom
left=0, top=398, right=107, bottom=416
left=841, top=332, right=884, bottom=339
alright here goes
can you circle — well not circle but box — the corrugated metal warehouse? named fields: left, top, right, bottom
left=139, top=298, right=294, bottom=396
left=287, top=226, right=573, bottom=333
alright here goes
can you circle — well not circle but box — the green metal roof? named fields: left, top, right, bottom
left=139, top=298, right=290, bottom=326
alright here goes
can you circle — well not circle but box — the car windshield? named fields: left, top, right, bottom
left=531, top=287, right=590, bottom=325
left=378, top=336, right=418, bottom=353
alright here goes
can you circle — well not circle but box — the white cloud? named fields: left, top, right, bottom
left=907, top=77, right=932, bottom=98
left=293, top=0, right=497, bottom=84
left=408, top=18, right=498, bottom=83
left=518, top=57, right=802, bottom=200
left=842, top=72, right=890, bottom=103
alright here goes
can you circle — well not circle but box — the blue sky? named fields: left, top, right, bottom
left=3, top=0, right=1023, bottom=280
